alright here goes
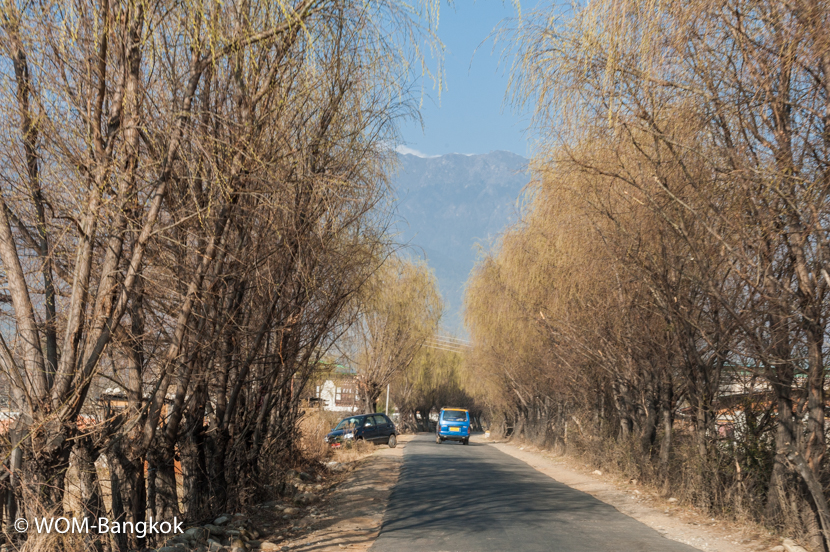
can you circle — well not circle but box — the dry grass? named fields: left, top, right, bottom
left=298, top=410, right=343, bottom=463
left=331, top=439, right=375, bottom=464
left=297, top=409, right=382, bottom=467
left=15, top=532, right=88, bottom=552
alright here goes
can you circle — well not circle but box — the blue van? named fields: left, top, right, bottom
left=436, top=408, right=471, bottom=445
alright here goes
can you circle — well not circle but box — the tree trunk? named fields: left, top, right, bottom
left=694, top=398, right=709, bottom=459
left=206, top=431, right=229, bottom=511
left=153, top=442, right=180, bottom=522
left=784, top=448, right=830, bottom=551
left=658, top=372, right=673, bottom=495
left=612, top=377, right=633, bottom=438
left=19, top=423, right=72, bottom=519
left=146, top=456, right=157, bottom=524
left=639, top=378, right=658, bottom=455
left=109, top=441, right=147, bottom=550
left=512, top=408, right=526, bottom=441
left=362, top=390, right=380, bottom=415
left=109, top=461, right=130, bottom=552
left=0, top=478, right=5, bottom=533
left=5, top=435, right=22, bottom=535
left=181, top=408, right=208, bottom=520
left=72, top=438, right=103, bottom=524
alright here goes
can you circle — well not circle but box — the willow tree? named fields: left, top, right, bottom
left=0, top=0, right=443, bottom=545
left=392, top=346, right=476, bottom=431
left=465, top=173, right=653, bottom=449
left=501, top=0, right=830, bottom=546
left=345, top=257, right=442, bottom=414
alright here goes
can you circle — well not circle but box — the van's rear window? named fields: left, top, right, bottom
left=442, top=410, right=468, bottom=422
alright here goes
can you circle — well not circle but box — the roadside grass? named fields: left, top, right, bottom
left=331, top=439, right=375, bottom=464
left=297, top=410, right=377, bottom=466
left=298, top=409, right=342, bottom=464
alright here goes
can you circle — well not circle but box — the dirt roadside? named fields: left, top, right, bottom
left=285, top=434, right=413, bottom=551
left=480, top=435, right=788, bottom=552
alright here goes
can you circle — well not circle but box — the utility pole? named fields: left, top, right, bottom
left=385, top=383, right=390, bottom=416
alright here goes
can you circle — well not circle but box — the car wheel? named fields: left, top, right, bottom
left=388, top=434, right=397, bottom=448
left=463, top=438, right=469, bottom=445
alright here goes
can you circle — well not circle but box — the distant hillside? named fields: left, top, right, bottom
left=392, top=151, right=530, bottom=334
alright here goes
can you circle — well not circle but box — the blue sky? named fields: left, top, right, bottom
left=397, top=1, right=530, bottom=158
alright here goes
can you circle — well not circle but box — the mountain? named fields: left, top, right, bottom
left=392, top=151, right=530, bottom=334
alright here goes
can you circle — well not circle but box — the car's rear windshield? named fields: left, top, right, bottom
left=441, top=410, right=468, bottom=422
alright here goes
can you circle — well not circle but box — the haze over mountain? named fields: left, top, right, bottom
left=393, top=150, right=530, bottom=334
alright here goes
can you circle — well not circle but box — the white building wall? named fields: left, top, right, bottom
left=318, top=379, right=359, bottom=413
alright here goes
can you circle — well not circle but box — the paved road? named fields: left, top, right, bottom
left=371, top=434, right=700, bottom=552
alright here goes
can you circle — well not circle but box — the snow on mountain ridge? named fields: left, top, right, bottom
left=392, top=150, right=530, bottom=334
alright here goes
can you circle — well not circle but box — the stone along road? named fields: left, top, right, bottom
left=370, top=434, right=701, bottom=552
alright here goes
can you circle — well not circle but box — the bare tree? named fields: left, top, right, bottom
left=463, top=0, right=830, bottom=547
left=344, top=257, right=442, bottom=414
left=0, top=0, right=443, bottom=547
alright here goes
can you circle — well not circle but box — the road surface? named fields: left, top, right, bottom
left=371, top=434, right=700, bottom=552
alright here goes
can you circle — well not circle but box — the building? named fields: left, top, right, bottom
left=305, top=363, right=362, bottom=412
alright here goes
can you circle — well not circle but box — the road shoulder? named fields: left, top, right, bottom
left=287, top=434, right=413, bottom=551
left=479, top=435, right=781, bottom=552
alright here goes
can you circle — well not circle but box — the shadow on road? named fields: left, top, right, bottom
left=383, top=438, right=612, bottom=534
left=372, top=436, right=700, bottom=552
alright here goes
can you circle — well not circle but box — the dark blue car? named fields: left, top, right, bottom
left=325, top=413, right=397, bottom=448
left=436, top=408, right=471, bottom=445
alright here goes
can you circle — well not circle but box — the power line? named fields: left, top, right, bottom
left=423, top=337, right=470, bottom=354
left=423, top=343, right=468, bottom=354
left=430, top=335, right=471, bottom=347
left=432, top=334, right=470, bottom=343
